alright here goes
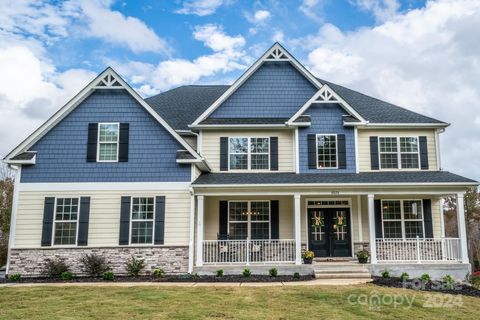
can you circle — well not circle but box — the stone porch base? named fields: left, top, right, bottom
left=8, top=246, right=189, bottom=277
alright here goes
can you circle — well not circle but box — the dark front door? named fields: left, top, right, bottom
left=308, top=208, right=351, bottom=257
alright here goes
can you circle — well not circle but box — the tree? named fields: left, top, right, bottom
left=445, top=187, right=480, bottom=271
left=0, top=165, right=14, bottom=267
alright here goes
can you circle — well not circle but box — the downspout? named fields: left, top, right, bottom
left=5, top=165, right=21, bottom=276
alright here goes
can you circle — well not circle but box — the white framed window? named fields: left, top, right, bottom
left=379, top=137, right=420, bottom=169
left=381, top=199, right=424, bottom=239
left=316, top=134, right=338, bottom=169
left=97, top=123, right=119, bottom=162
left=53, top=198, right=79, bottom=245
left=228, top=201, right=270, bottom=240
left=229, top=137, right=269, bottom=170
left=130, top=197, right=155, bottom=244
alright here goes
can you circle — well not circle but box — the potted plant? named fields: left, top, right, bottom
left=356, top=250, right=369, bottom=264
left=302, top=250, right=314, bottom=264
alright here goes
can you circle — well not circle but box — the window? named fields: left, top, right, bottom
left=317, top=134, right=337, bottom=168
left=130, top=197, right=155, bottom=244
left=228, top=201, right=270, bottom=240
left=229, top=137, right=269, bottom=170
left=54, top=198, right=79, bottom=245
left=381, top=200, right=424, bottom=239
left=98, top=123, right=119, bottom=162
left=379, top=137, right=419, bottom=169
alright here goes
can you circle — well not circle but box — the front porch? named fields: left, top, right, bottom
left=191, top=189, right=470, bottom=277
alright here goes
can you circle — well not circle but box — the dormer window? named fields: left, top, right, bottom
left=97, top=123, right=119, bottom=162
left=229, top=137, right=270, bottom=170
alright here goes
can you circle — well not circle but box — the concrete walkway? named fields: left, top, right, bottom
left=0, top=278, right=371, bottom=288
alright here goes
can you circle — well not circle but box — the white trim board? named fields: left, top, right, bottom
left=3, top=68, right=207, bottom=171
left=18, top=182, right=191, bottom=192
left=190, top=43, right=323, bottom=127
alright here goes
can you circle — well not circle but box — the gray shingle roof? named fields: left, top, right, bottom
left=199, top=118, right=289, bottom=125
left=10, top=151, right=36, bottom=161
left=193, top=171, right=477, bottom=185
left=176, top=150, right=196, bottom=160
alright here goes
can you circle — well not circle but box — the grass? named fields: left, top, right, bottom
left=0, top=284, right=478, bottom=319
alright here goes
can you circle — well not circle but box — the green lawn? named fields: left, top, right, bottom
left=0, top=284, right=478, bottom=319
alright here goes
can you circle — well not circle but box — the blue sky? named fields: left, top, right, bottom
left=1, top=0, right=480, bottom=181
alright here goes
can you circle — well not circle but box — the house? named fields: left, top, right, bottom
left=3, top=43, right=477, bottom=279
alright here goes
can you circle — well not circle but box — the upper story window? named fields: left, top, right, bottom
left=97, top=123, right=119, bottom=162
left=379, top=137, right=419, bottom=169
left=317, top=134, right=337, bottom=169
left=54, top=198, right=79, bottom=245
left=381, top=200, right=424, bottom=238
left=228, top=201, right=270, bottom=240
left=229, top=137, right=269, bottom=170
left=130, top=197, right=155, bottom=244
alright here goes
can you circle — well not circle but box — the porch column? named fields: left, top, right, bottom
left=294, top=193, right=302, bottom=265
left=196, top=195, right=205, bottom=267
left=367, top=194, right=377, bottom=264
left=456, top=193, right=469, bottom=264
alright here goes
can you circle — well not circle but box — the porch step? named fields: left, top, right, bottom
left=313, top=261, right=372, bottom=280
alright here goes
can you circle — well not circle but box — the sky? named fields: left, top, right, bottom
left=0, top=0, right=479, bottom=181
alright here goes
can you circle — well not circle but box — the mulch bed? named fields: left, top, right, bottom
left=372, top=276, right=480, bottom=297
left=0, top=274, right=314, bottom=284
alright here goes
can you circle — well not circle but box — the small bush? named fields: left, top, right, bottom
left=215, top=269, right=224, bottom=277
left=103, top=271, right=114, bottom=281
left=153, top=268, right=165, bottom=278
left=125, top=256, right=146, bottom=277
left=191, top=273, right=200, bottom=281
left=80, top=253, right=110, bottom=277
left=61, top=271, right=74, bottom=281
left=470, top=271, right=480, bottom=288
left=42, top=258, right=70, bottom=278
left=8, top=273, right=21, bottom=282
left=420, top=273, right=431, bottom=283
left=293, top=272, right=300, bottom=279
left=269, top=268, right=278, bottom=277
left=243, top=268, right=251, bottom=277
left=400, top=272, right=409, bottom=282
left=443, top=274, right=455, bottom=288
left=381, top=270, right=390, bottom=278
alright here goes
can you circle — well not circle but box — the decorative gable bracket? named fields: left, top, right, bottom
left=265, top=47, right=289, bottom=61
left=93, top=72, right=123, bottom=89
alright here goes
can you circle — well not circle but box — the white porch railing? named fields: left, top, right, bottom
left=376, top=237, right=461, bottom=263
left=203, top=239, right=296, bottom=265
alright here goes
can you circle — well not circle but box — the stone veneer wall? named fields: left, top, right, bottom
left=8, top=246, right=188, bottom=277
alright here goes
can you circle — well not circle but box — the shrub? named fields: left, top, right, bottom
left=470, top=271, right=480, bottom=288
left=243, top=268, right=251, bottom=277
left=191, top=273, right=200, bottom=281
left=80, top=253, right=110, bottom=277
left=400, top=272, right=409, bottom=282
left=42, top=258, right=70, bottom=278
left=215, top=269, right=224, bottom=277
left=420, top=273, right=431, bottom=283
left=269, top=268, right=278, bottom=277
left=381, top=270, right=390, bottom=279
left=103, top=271, right=114, bottom=281
left=8, top=273, right=21, bottom=282
left=293, top=272, right=300, bottom=279
left=125, top=256, right=146, bottom=277
left=153, top=268, right=165, bottom=278
left=443, top=274, right=455, bottom=289
left=61, top=271, right=74, bottom=281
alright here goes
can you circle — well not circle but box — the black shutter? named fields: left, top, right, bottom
left=87, top=123, right=98, bottom=162
left=220, top=137, right=228, bottom=171
left=119, top=123, right=129, bottom=162
left=419, top=136, right=429, bottom=170
left=41, top=197, right=55, bottom=246
left=77, top=197, right=90, bottom=246
left=270, top=200, right=279, bottom=239
left=374, top=199, right=383, bottom=238
left=219, top=201, right=228, bottom=240
left=270, top=137, right=278, bottom=171
left=423, top=199, right=433, bottom=238
left=370, top=136, right=379, bottom=170
left=154, top=196, right=166, bottom=245
left=307, top=134, right=317, bottom=169
left=119, top=196, right=131, bottom=245
left=337, top=134, right=346, bottom=169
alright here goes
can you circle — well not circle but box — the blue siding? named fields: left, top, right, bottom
left=210, top=61, right=317, bottom=118
left=21, top=90, right=190, bottom=182
left=299, top=103, right=356, bottom=173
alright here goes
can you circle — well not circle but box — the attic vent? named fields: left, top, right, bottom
left=314, top=87, right=340, bottom=103
left=94, top=72, right=124, bottom=89
left=265, top=47, right=289, bottom=60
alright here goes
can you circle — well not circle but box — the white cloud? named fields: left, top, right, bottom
left=350, top=0, right=400, bottom=22
left=193, top=24, right=245, bottom=53
left=175, top=0, right=226, bottom=16
left=303, top=0, right=480, bottom=180
left=245, top=9, right=271, bottom=24
left=299, top=0, right=325, bottom=21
